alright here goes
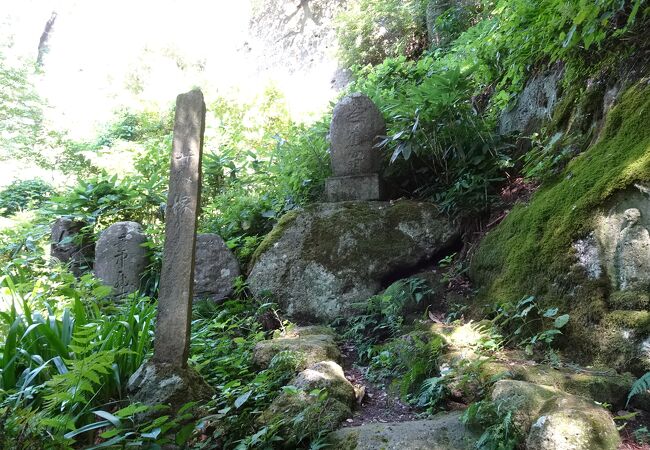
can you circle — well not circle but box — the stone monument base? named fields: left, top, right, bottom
left=127, top=361, right=214, bottom=416
left=325, top=173, right=384, bottom=202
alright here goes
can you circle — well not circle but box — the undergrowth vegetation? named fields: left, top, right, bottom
left=1, top=0, right=649, bottom=447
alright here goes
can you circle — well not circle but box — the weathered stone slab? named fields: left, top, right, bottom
left=51, top=217, right=93, bottom=276
left=193, top=233, right=240, bottom=301
left=327, top=412, right=479, bottom=449
left=94, top=221, right=148, bottom=297
left=253, top=328, right=341, bottom=370
left=325, top=93, right=386, bottom=202
left=153, top=89, right=205, bottom=368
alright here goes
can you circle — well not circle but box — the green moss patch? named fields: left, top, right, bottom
left=471, top=81, right=650, bottom=365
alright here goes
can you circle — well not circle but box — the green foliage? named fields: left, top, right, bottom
left=189, top=299, right=318, bottom=448
left=335, top=0, right=428, bottom=68
left=462, top=400, right=521, bottom=450
left=0, top=274, right=155, bottom=445
left=344, top=0, right=646, bottom=213
left=493, top=296, right=569, bottom=356
left=471, top=81, right=650, bottom=362
left=342, top=278, right=433, bottom=355
left=200, top=89, right=330, bottom=263
left=95, top=109, right=171, bottom=147
left=368, top=332, right=445, bottom=403
left=353, top=59, right=507, bottom=211
left=0, top=52, right=45, bottom=163
left=627, top=371, right=650, bottom=407
left=0, top=179, right=55, bottom=217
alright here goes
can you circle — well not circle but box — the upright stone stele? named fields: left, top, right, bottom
left=94, top=221, right=148, bottom=297
left=325, top=93, right=386, bottom=202
left=127, top=89, right=213, bottom=411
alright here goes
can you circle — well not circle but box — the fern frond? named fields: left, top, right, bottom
left=627, top=371, right=650, bottom=407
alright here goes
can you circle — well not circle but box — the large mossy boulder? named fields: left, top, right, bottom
left=327, top=411, right=479, bottom=450
left=248, top=200, right=458, bottom=322
left=471, top=81, right=650, bottom=371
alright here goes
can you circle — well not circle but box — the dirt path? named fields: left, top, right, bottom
left=340, top=342, right=419, bottom=427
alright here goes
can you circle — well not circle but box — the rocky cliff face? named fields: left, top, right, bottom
left=471, top=77, right=650, bottom=372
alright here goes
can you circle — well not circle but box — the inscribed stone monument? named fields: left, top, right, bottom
left=325, top=93, right=386, bottom=202
left=194, top=233, right=241, bottom=301
left=128, top=89, right=212, bottom=411
left=94, top=221, right=148, bottom=297
left=153, top=89, right=205, bottom=367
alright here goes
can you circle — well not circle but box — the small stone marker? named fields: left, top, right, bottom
left=325, top=93, right=386, bottom=202
left=128, top=89, right=212, bottom=412
left=194, top=233, right=241, bottom=301
left=51, top=217, right=93, bottom=276
left=94, top=221, right=148, bottom=297
left=153, top=89, right=205, bottom=368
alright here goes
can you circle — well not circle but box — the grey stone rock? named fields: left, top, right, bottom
left=248, top=200, right=458, bottom=322
left=257, top=360, right=356, bottom=444
left=153, top=89, right=205, bottom=368
left=94, top=221, right=148, bottom=297
left=593, top=184, right=650, bottom=291
left=499, top=64, right=564, bottom=135
left=327, top=411, right=479, bottom=449
left=127, top=361, right=213, bottom=415
left=292, top=360, right=356, bottom=405
left=572, top=232, right=602, bottom=279
left=51, top=217, right=93, bottom=276
left=526, top=395, right=621, bottom=450
left=193, top=233, right=240, bottom=301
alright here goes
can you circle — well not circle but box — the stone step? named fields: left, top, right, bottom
left=327, top=411, right=479, bottom=450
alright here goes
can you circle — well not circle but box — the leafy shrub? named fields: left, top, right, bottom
left=0, top=52, right=45, bottom=163
left=199, top=90, right=330, bottom=264
left=335, top=0, right=428, bottom=68
left=492, top=295, right=569, bottom=357
left=95, top=109, right=171, bottom=147
left=342, top=278, right=433, bottom=356
left=462, top=400, right=521, bottom=450
left=368, top=331, right=445, bottom=400
left=627, top=371, right=650, bottom=407
left=0, top=179, right=55, bottom=217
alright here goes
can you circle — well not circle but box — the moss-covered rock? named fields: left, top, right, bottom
left=491, top=380, right=620, bottom=450
left=327, top=411, right=479, bottom=449
left=526, top=395, right=621, bottom=450
left=259, top=391, right=351, bottom=444
left=491, top=380, right=559, bottom=432
left=127, top=362, right=214, bottom=417
left=248, top=200, right=458, bottom=322
left=258, top=361, right=355, bottom=444
left=481, top=360, right=635, bottom=408
left=470, top=80, right=650, bottom=370
left=292, top=361, right=357, bottom=405
left=252, top=330, right=340, bottom=370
